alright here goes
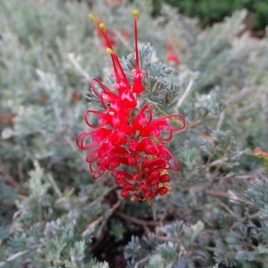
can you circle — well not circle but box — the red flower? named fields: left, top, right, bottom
left=121, top=29, right=130, bottom=40
left=167, top=52, right=180, bottom=65
left=166, top=42, right=180, bottom=65
left=76, top=10, right=186, bottom=201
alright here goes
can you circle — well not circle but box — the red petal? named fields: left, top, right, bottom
left=157, top=186, right=169, bottom=195
left=111, top=112, right=128, bottom=128
left=120, top=90, right=137, bottom=108
left=91, top=78, right=118, bottom=108
left=132, top=104, right=152, bottom=131
left=167, top=52, right=180, bottom=65
left=132, top=76, right=144, bottom=94
left=159, top=174, right=170, bottom=183
left=112, top=170, right=132, bottom=180
left=142, top=158, right=167, bottom=169
left=121, top=188, right=129, bottom=198
left=76, top=128, right=111, bottom=150
left=139, top=119, right=173, bottom=141
left=128, top=138, right=138, bottom=152
left=137, top=138, right=158, bottom=154
left=109, top=130, right=128, bottom=146
left=146, top=175, right=159, bottom=187
left=111, top=146, right=129, bottom=155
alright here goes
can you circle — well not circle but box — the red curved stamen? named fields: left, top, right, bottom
left=90, top=161, right=106, bottom=179
left=161, top=147, right=180, bottom=171
left=84, top=110, right=107, bottom=128
left=76, top=129, right=111, bottom=150
left=161, top=114, right=186, bottom=131
left=85, top=149, right=99, bottom=163
left=91, top=78, right=117, bottom=98
left=76, top=132, right=98, bottom=150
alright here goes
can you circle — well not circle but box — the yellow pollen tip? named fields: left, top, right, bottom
left=88, top=14, right=95, bottom=21
left=99, top=23, right=105, bottom=30
left=171, top=118, right=182, bottom=125
left=160, top=170, right=168, bottom=175
left=159, top=182, right=170, bottom=188
left=133, top=9, right=139, bottom=17
left=106, top=48, right=113, bottom=54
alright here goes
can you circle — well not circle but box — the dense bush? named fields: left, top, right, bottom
left=165, top=0, right=268, bottom=31
left=0, top=0, right=268, bottom=267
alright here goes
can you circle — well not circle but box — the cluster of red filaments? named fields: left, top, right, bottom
left=76, top=10, right=186, bottom=201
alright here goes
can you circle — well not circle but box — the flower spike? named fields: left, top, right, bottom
left=77, top=11, right=186, bottom=201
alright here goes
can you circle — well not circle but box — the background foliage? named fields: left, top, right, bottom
left=0, top=0, right=268, bottom=267
left=164, top=0, right=268, bottom=32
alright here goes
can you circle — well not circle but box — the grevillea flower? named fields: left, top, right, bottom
left=166, top=42, right=180, bottom=65
left=76, top=10, right=186, bottom=201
